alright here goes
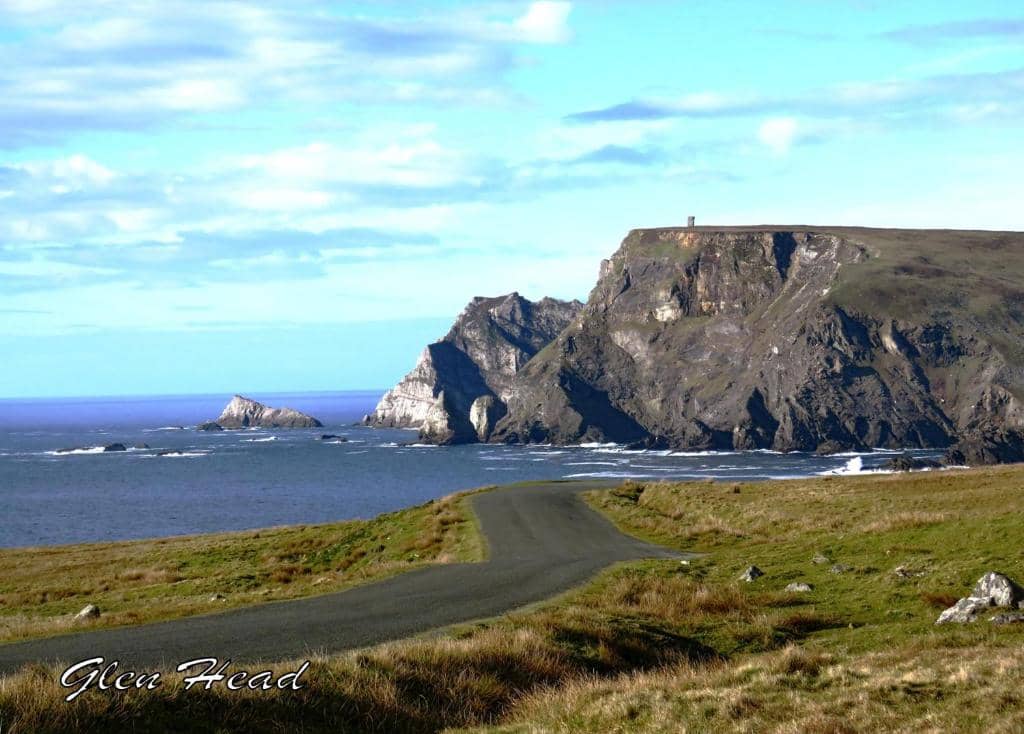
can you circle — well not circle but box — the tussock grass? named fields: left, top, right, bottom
left=0, top=491, right=485, bottom=643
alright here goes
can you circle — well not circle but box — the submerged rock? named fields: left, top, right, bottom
left=319, top=434, right=347, bottom=442
left=197, top=421, right=224, bottom=432
left=883, top=454, right=943, bottom=471
left=102, top=443, right=128, bottom=452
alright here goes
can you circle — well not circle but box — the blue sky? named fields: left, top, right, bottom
left=1, top=0, right=1022, bottom=397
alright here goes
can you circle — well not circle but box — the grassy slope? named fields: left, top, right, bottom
left=488, top=466, right=1024, bottom=732
left=2, top=468, right=1023, bottom=733
left=0, top=490, right=485, bottom=643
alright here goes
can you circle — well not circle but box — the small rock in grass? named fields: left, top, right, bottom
left=785, top=582, right=814, bottom=593
left=894, top=565, right=926, bottom=578
left=811, top=554, right=830, bottom=565
left=209, top=593, right=226, bottom=602
left=971, top=572, right=1024, bottom=608
left=829, top=564, right=852, bottom=575
left=312, top=576, right=332, bottom=586
left=936, top=596, right=993, bottom=624
left=75, top=604, right=101, bottom=620
left=990, top=612, right=1024, bottom=625
left=740, top=565, right=764, bottom=582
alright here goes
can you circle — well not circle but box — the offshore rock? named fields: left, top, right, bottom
left=200, top=395, right=322, bottom=430
left=366, top=292, right=582, bottom=444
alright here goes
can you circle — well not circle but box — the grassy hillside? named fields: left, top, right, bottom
left=2, top=467, right=1022, bottom=732
left=0, top=491, right=484, bottom=643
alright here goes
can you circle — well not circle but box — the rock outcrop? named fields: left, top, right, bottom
left=936, top=571, right=1024, bottom=624
left=365, top=293, right=582, bottom=444
left=487, top=227, right=1024, bottom=458
left=199, top=395, right=322, bottom=430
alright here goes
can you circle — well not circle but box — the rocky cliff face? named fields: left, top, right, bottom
left=200, top=395, right=323, bottom=429
left=488, top=227, right=1024, bottom=461
left=365, top=292, right=583, bottom=444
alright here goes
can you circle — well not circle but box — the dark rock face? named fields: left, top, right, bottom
left=487, top=227, right=1024, bottom=457
left=319, top=434, right=347, bottom=442
left=883, top=454, right=943, bottom=472
left=102, top=443, right=128, bottom=452
left=944, top=427, right=1024, bottom=466
left=199, top=395, right=322, bottom=430
left=366, top=292, right=583, bottom=444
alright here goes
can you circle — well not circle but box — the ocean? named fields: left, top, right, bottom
left=0, top=391, right=941, bottom=549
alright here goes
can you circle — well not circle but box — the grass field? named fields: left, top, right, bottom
left=2, top=467, right=1023, bottom=732
left=0, top=490, right=484, bottom=643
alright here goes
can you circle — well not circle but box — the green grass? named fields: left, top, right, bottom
left=0, top=490, right=485, bottom=643
left=3, top=468, right=1024, bottom=732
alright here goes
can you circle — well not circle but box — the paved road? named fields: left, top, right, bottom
left=0, top=480, right=686, bottom=674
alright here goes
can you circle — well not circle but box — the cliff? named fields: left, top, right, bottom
left=199, top=395, right=323, bottom=430
left=365, top=292, right=583, bottom=444
left=488, top=227, right=1024, bottom=461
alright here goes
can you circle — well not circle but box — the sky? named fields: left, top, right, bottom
left=1, top=0, right=1022, bottom=398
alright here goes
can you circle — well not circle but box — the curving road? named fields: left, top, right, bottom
left=0, top=480, right=686, bottom=674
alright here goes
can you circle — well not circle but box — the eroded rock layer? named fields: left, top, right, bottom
left=365, top=293, right=583, bottom=444
left=488, top=227, right=1024, bottom=460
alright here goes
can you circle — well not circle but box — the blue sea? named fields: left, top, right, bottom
left=0, top=392, right=941, bottom=548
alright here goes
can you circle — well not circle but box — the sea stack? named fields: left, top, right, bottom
left=199, top=395, right=322, bottom=430
left=365, top=292, right=583, bottom=444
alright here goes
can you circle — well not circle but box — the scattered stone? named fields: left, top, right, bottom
left=197, top=421, right=224, bottom=432
left=936, top=571, right=1024, bottom=624
left=740, top=565, right=764, bottom=582
left=132, top=443, right=150, bottom=450
left=312, top=576, right=332, bottom=586
left=936, top=596, right=993, bottom=624
left=679, top=560, right=690, bottom=566
left=971, top=571, right=1024, bottom=608
left=811, top=554, right=830, bottom=565
left=990, top=612, right=1024, bottom=625
left=883, top=454, right=943, bottom=471
left=894, top=565, right=927, bottom=578
left=319, top=434, right=348, bottom=442
left=75, top=604, right=101, bottom=620
left=829, top=564, right=852, bottom=575
left=209, top=593, right=226, bottom=602
left=785, top=582, right=814, bottom=593
left=102, top=443, right=128, bottom=452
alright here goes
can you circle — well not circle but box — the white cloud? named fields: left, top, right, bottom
left=513, top=2, right=573, bottom=43
left=757, top=117, right=799, bottom=155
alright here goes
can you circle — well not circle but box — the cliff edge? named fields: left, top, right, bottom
left=365, top=292, right=583, bottom=444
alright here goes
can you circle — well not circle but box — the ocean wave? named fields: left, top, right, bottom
left=565, top=461, right=621, bottom=467
left=143, top=426, right=186, bottom=432
left=155, top=450, right=208, bottom=458
left=242, top=436, right=278, bottom=443
left=47, top=447, right=106, bottom=455
left=562, top=470, right=658, bottom=479
left=817, top=456, right=892, bottom=476
left=578, top=442, right=620, bottom=449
